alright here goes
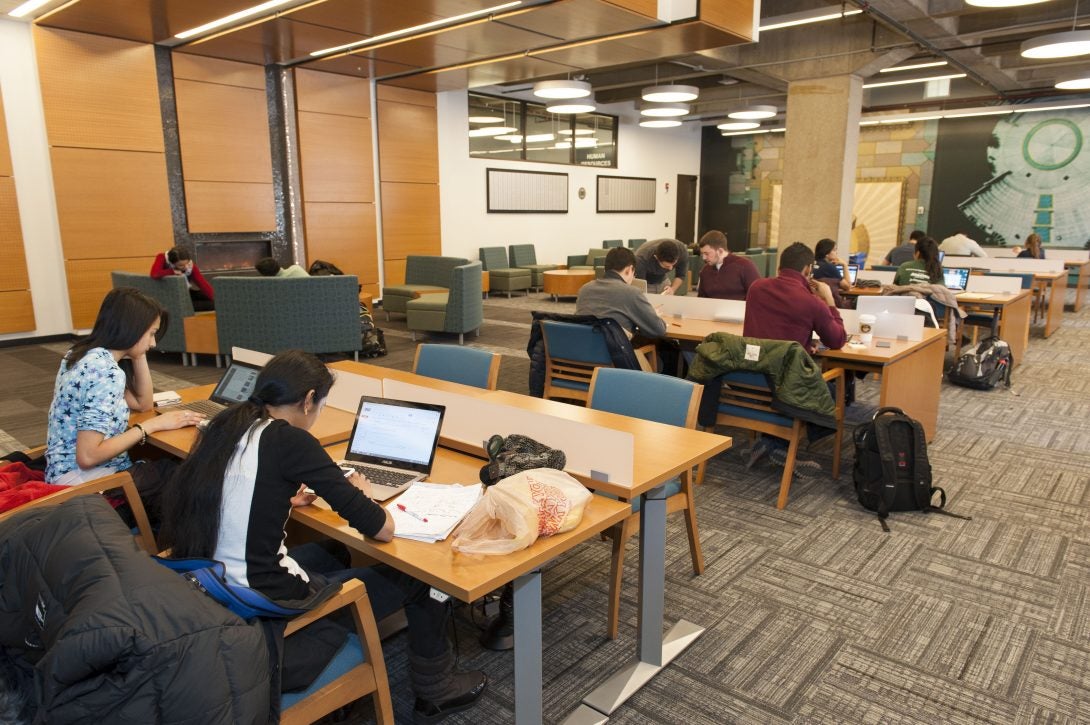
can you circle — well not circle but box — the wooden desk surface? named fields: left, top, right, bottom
left=295, top=442, right=630, bottom=602
left=133, top=384, right=357, bottom=457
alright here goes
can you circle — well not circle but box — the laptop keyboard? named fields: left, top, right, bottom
left=342, top=463, right=417, bottom=488
left=162, top=400, right=226, bottom=417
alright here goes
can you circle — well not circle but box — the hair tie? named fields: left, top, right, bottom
left=248, top=395, right=265, bottom=406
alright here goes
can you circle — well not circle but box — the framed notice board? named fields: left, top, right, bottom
left=597, top=175, right=656, bottom=213
left=486, top=168, right=568, bottom=213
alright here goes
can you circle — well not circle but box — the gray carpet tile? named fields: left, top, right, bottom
left=2, top=292, right=1089, bottom=723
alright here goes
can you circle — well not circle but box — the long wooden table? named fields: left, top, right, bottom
left=666, top=319, right=947, bottom=441
left=954, top=290, right=1032, bottom=365
left=1064, top=259, right=1088, bottom=312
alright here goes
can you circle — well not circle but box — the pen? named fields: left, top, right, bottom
left=397, top=503, right=428, bottom=523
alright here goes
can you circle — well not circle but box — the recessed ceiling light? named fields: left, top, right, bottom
left=639, top=119, right=683, bottom=128
left=727, top=105, right=777, bottom=120
left=862, top=73, right=967, bottom=88
left=554, top=141, right=573, bottom=149
left=574, top=138, right=597, bottom=148
left=641, top=85, right=699, bottom=103
left=558, top=129, right=596, bottom=136
left=717, top=121, right=760, bottom=131
left=467, top=114, right=505, bottom=124
left=879, top=60, right=948, bottom=73
left=174, top=0, right=297, bottom=40
left=759, top=8, right=862, bottom=31
left=1021, top=30, right=1090, bottom=59
left=1056, top=74, right=1090, bottom=90
left=468, top=126, right=518, bottom=137
left=546, top=98, right=596, bottom=114
left=640, top=103, right=689, bottom=117
left=533, top=80, right=592, bottom=99
left=720, top=129, right=770, bottom=137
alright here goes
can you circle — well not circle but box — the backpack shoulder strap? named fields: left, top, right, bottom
left=870, top=417, right=900, bottom=525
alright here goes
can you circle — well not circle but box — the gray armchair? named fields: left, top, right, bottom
left=381, top=255, right=469, bottom=319
left=110, top=272, right=194, bottom=363
left=406, top=262, right=484, bottom=345
left=508, top=244, right=558, bottom=291
left=479, top=247, right=531, bottom=297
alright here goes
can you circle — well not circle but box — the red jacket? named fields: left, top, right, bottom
left=743, top=268, right=846, bottom=353
left=150, top=252, right=214, bottom=300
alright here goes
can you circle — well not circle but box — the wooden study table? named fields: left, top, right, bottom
left=954, top=290, right=1031, bottom=366
left=1034, top=270, right=1066, bottom=337
left=1064, top=259, right=1088, bottom=312
left=666, top=318, right=947, bottom=441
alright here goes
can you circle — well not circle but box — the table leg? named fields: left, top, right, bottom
left=876, top=334, right=945, bottom=441
left=998, top=294, right=1031, bottom=367
left=1074, top=265, right=1088, bottom=312
left=1044, top=276, right=1066, bottom=337
left=514, top=570, right=542, bottom=725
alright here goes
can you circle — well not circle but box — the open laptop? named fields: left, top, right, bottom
left=338, top=396, right=446, bottom=501
left=629, top=277, right=648, bottom=293
left=158, top=360, right=261, bottom=418
left=847, top=264, right=859, bottom=285
left=943, top=267, right=970, bottom=291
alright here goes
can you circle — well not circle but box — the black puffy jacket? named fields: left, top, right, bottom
left=0, top=496, right=272, bottom=724
left=527, top=311, right=645, bottom=397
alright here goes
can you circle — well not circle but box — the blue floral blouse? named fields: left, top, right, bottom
left=46, top=347, right=132, bottom=482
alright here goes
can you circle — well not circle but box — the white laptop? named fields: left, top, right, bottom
left=157, top=360, right=261, bottom=418
left=338, top=396, right=446, bottom=502
left=943, top=267, right=970, bottom=291
left=856, top=295, right=917, bottom=318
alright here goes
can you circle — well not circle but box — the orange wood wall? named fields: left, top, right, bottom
left=294, top=69, right=380, bottom=297
left=376, top=85, right=440, bottom=286
left=34, top=27, right=171, bottom=328
left=0, top=87, right=36, bottom=333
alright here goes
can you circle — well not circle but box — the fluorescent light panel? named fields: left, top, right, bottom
left=310, top=1, right=521, bottom=57
left=8, top=0, right=53, bottom=18
left=862, top=73, right=966, bottom=88
left=175, top=0, right=298, bottom=39
left=759, top=8, right=862, bottom=32
left=879, top=60, right=948, bottom=73
left=639, top=119, right=682, bottom=128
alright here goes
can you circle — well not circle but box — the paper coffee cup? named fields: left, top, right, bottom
left=858, top=314, right=876, bottom=345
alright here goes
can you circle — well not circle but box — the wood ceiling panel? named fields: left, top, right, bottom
left=496, top=0, right=659, bottom=38
left=359, top=21, right=555, bottom=70
left=289, top=0, right=505, bottom=37
left=304, top=54, right=420, bottom=79
left=381, top=56, right=573, bottom=92
left=177, top=18, right=363, bottom=66
left=37, top=0, right=268, bottom=44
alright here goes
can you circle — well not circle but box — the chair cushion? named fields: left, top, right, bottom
left=383, top=284, right=447, bottom=297
left=407, top=292, right=449, bottom=312
left=281, top=633, right=364, bottom=709
left=598, top=477, right=682, bottom=513
left=718, top=402, right=794, bottom=428
left=489, top=268, right=531, bottom=280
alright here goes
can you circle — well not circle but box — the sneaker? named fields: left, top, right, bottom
left=745, top=439, right=774, bottom=469
left=768, top=448, right=823, bottom=479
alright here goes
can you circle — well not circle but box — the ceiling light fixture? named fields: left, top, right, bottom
left=1021, top=29, right=1090, bottom=58
left=1056, top=73, right=1090, bottom=90
left=533, top=80, right=592, bottom=99
left=879, top=60, right=948, bottom=73
left=639, top=119, right=682, bottom=128
left=759, top=8, right=862, bottom=32
left=727, top=105, right=777, bottom=120
left=7, top=0, right=54, bottom=18
left=862, top=73, right=967, bottom=88
left=174, top=0, right=298, bottom=40
left=1013, top=102, right=1090, bottom=113
left=468, top=126, right=518, bottom=137
left=641, top=84, right=699, bottom=103
left=721, top=129, right=771, bottom=137
left=640, top=103, right=689, bottom=117
left=558, top=129, right=596, bottom=136
left=310, top=0, right=521, bottom=56
left=717, top=121, right=760, bottom=131
left=546, top=98, right=596, bottom=114
left=574, top=138, right=597, bottom=148
left=467, top=114, right=504, bottom=124
left=966, top=0, right=1053, bottom=6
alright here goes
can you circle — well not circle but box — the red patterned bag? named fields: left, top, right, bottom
left=450, top=469, right=591, bottom=555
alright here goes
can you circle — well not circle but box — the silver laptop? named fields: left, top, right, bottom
left=158, top=360, right=261, bottom=418
left=848, top=264, right=859, bottom=285
left=943, top=267, right=970, bottom=291
left=856, top=295, right=917, bottom=318
left=629, top=277, right=648, bottom=293
left=338, top=396, right=446, bottom=502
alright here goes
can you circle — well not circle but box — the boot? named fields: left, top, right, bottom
left=480, top=583, right=514, bottom=651
left=409, top=649, right=487, bottom=724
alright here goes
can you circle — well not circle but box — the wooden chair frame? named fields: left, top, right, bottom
left=586, top=369, right=704, bottom=639
left=710, top=368, right=845, bottom=510
left=541, top=323, right=655, bottom=404
left=412, top=343, right=501, bottom=390
left=281, top=579, right=394, bottom=725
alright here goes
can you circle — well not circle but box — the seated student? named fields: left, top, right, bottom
left=45, top=288, right=200, bottom=514
left=150, top=246, right=215, bottom=311
left=255, top=256, right=310, bottom=278
left=160, top=351, right=486, bottom=723
left=894, top=236, right=944, bottom=286
left=813, top=238, right=851, bottom=293
left=634, top=238, right=689, bottom=295
left=1018, top=233, right=1045, bottom=259
left=883, top=230, right=925, bottom=267
left=940, top=231, right=988, bottom=258
left=696, top=230, right=758, bottom=300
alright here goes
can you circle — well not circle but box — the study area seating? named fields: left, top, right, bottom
left=478, top=247, right=531, bottom=297
left=538, top=318, right=655, bottom=403
left=602, top=239, right=623, bottom=248
left=508, top=244, right=558, bottom=290
left=406, top=261, right=484, bottom=345
left=566, top=247, right=609, bottom=275
left=587, top=368, right=705, bottom=639
left=111, top=271, right=218, bottom=365
left=412, top=343, right=500, bottom=390
left=213, top=276, right=362, bottom=359
left=628, top=238, right=647, bottom=249
left=710, top=366, right=845, bottom=510
left=382, top=255, right=470, bottom=318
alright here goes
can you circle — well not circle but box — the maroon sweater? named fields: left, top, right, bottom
left=150, top=252, right=214, bottom=300
left=743, top=269, right=846, bottom=352
left=698, top=255, right=759, bottom=300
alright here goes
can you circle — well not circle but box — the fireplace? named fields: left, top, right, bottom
left=193, top=240, right=272, bottom=275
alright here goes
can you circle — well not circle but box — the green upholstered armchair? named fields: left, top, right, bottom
left=381, top=255, right=469, bottom=319
left=406, top=262, right=484, bottom=345
left=478, top=247, right=531, bottom=297
left=508, top=244, right=557, bottom=290
left=602, top=239, right=622, bottom=248
left=213, top=276, right=362, bottom=358
left=110, top=271, right=194, bottom=361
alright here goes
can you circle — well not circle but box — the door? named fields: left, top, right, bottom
left=675, top=174, right=697, bottom=245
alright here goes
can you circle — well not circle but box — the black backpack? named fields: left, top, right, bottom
left=947, top=337, right=1012, bottom=390
left=852, top=407, right=970, bottom=532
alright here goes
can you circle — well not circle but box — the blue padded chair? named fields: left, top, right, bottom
left=539, top=320, right=655, bottom=403
left=602, top=239, right=622, bottom=248
left=711, top=366, right=845, bottom=510
left=587, top=368, right=705, bottom=639
left=412, top=343, right=500, bottom=390
left=278, top=579, right=393, bottom=725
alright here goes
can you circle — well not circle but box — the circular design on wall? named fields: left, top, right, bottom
left=1022, top=118, right=1082, bottom=171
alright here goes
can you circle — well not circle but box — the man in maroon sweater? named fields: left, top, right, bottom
left=697, top=230, right=759, bottom=300
left=742, top=241, right=847, bottom=471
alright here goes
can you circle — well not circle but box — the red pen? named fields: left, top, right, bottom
left=396, top=503, right=428, bottom=523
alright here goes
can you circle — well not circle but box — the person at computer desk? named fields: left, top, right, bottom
left=696, top=230, right=758, bottom=300
left=634, top=238, right=689, bottom=295
left=160, top=350, right=487, bottom=724
left=883, top=230, right=925, bottom=267
left=894, top=236, right=944, bottom=286
left=1018, top=233, right=1046, bottom=259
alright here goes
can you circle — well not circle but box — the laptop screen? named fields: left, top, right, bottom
left=344, top=397, right=445, bottom=473
left=943, top=267, right=970, bottom=290
left=848, top=264, right=858, bottom=285
left=210, top=361, right=261, bottom=405
left=856, top=295, right=917, bottom=317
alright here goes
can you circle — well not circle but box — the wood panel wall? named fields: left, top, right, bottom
left=0, top=87, right=36, bottom=333
left=295, top=69, right=379, bottom=297
left=173, top=53, right=274, bottom=232
left=35, top=27, right=171, bottom=328
left=376, top=85, right=440, bottom=285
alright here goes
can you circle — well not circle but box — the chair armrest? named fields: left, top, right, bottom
left=285, top=579, right=368, bottom=636
left=821, top=367, right=846, bottom=418
left=21, top=445, right=46, bottom=461
left=633, top=343, right=657, bottom=373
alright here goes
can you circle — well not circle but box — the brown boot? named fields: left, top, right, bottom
left=408, top=650, right=487, bottom=724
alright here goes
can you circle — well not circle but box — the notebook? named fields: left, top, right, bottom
left=157, top=360, right=261, bottom=418
left=943, top=267, right=970, bottom=291
left=338, top=396, right=446, bottom=502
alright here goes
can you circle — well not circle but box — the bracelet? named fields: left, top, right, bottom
left=132, top=423, right=147, bottom=446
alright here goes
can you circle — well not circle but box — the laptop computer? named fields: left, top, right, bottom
left=943, top=267, right=970, bottom=291
left=158, top=360, right=261, bottom=418
left=630, top=277, right=648, bottom=293
left=856, top=295, right=917, bottom=317
left=848, top=264, right=859, bottom=285
left=338, top=396, right=446, bottom=502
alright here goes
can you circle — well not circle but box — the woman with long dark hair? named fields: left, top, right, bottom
left=161, top=350, right=486, bottom=723
left=46, top=288, right=199, bottom=493
left=894, top=236, right=943, bottom=285
left=1019, top=233, right=1045, bottom=259
left=813, top=238, right=850, bottom=291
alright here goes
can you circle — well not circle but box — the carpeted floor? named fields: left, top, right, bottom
left=2, top=289, right=1088, bottom=724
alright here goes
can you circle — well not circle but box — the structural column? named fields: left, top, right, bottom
left=778, top=75, right=862, bottom=256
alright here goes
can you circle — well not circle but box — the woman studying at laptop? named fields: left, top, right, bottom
left=160, top=350, right=486, bottom=723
